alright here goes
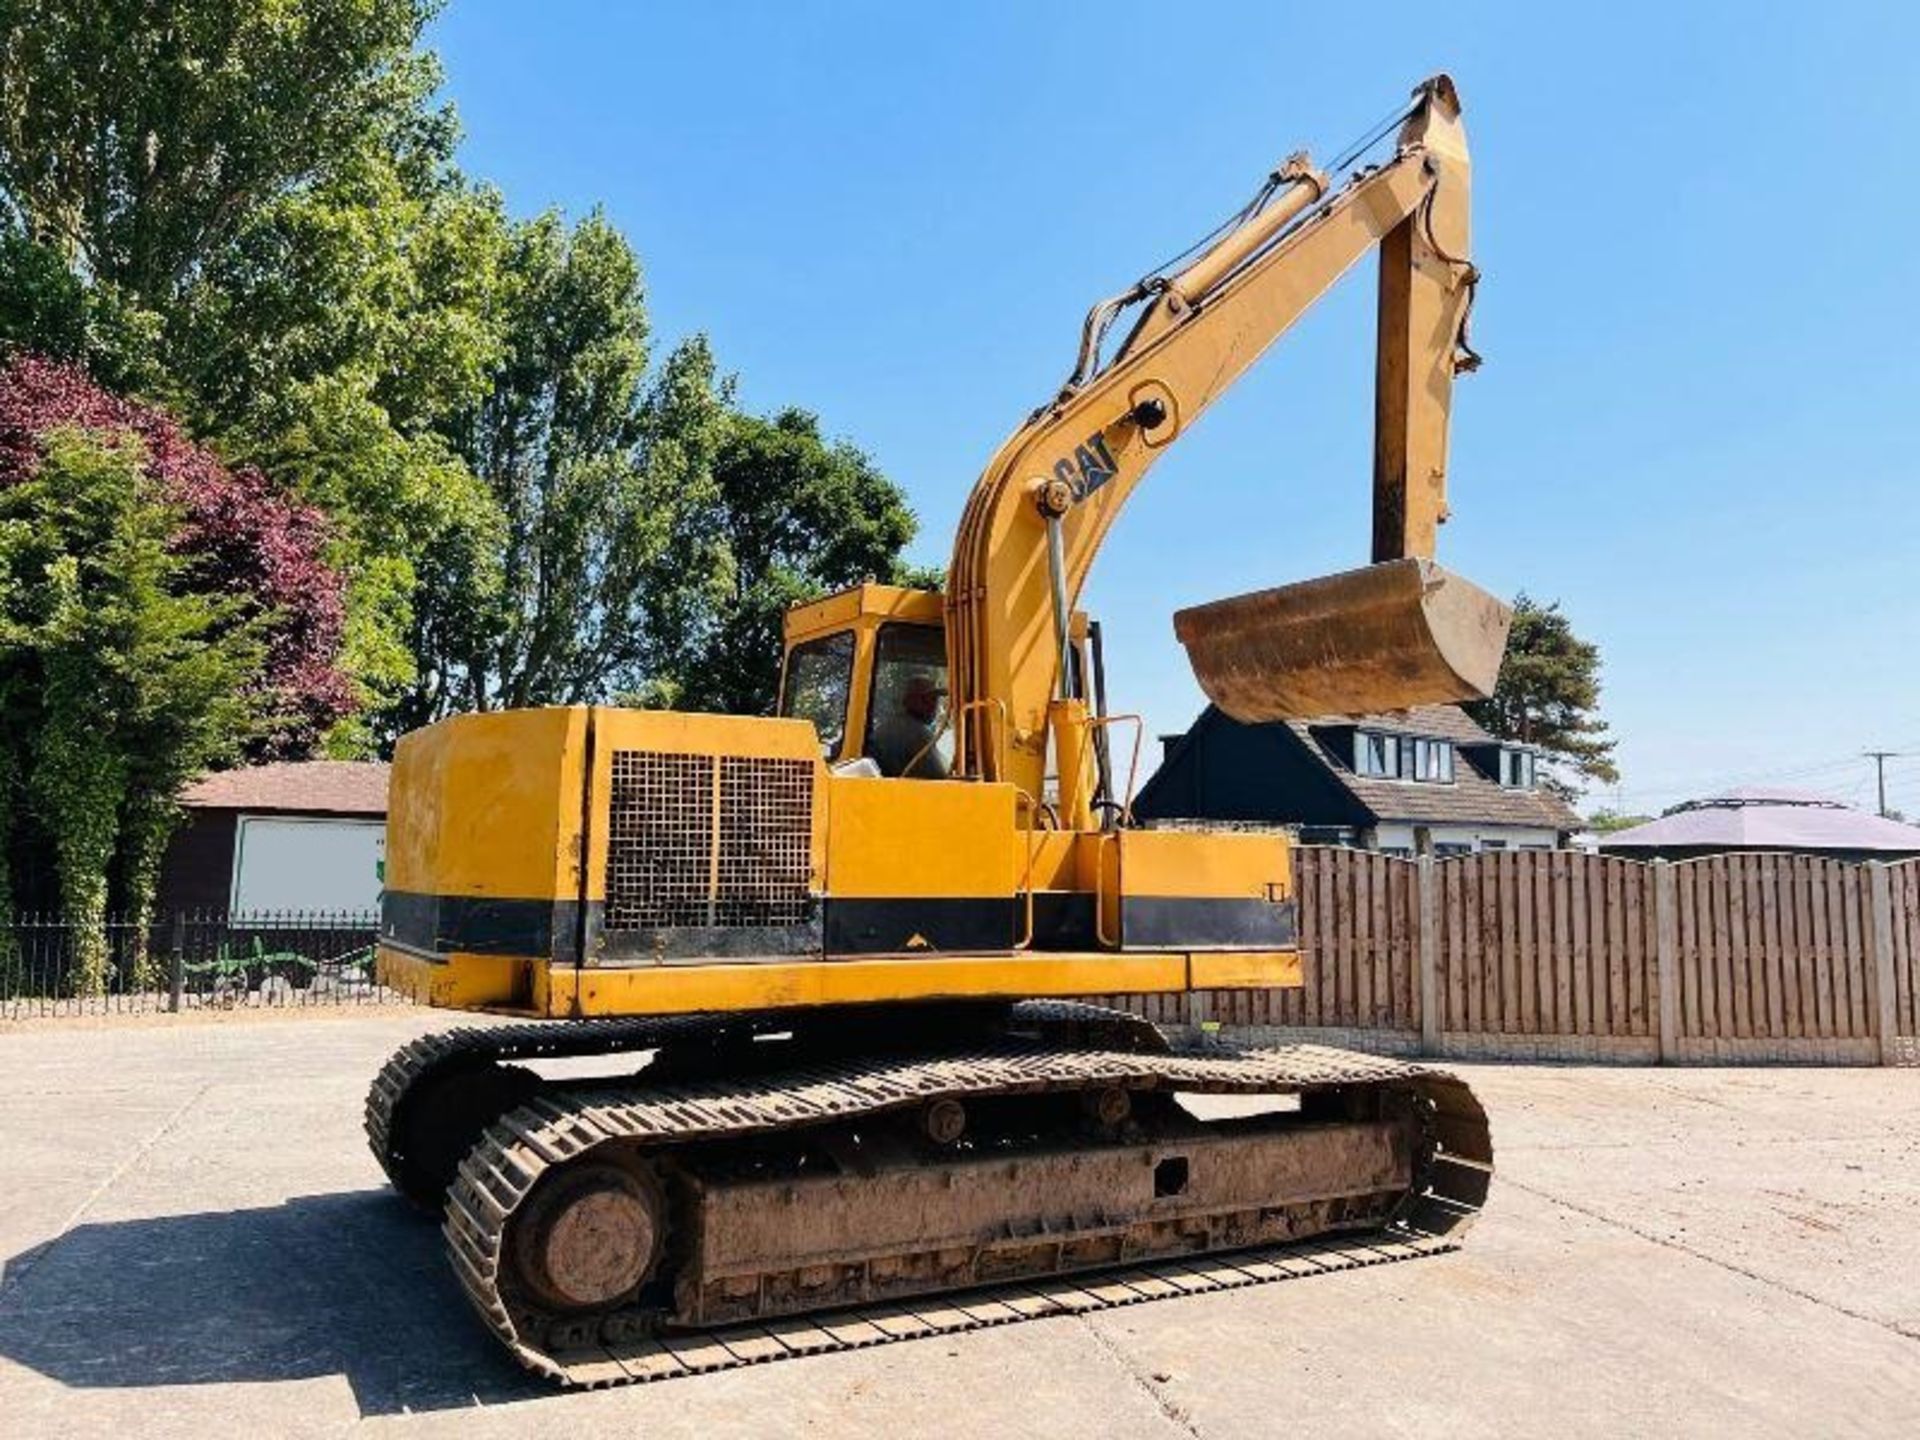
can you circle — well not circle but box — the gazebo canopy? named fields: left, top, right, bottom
left=1600, top=786, right=1920, bottom=855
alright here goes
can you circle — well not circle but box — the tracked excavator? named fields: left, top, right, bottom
left=368, top=75, right=1504, bottom=1386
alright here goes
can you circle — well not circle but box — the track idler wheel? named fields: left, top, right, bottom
left=510, top=1161, right=668, bottom=1316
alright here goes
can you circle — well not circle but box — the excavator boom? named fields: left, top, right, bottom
left=947, top=75, right=1507, bottom=794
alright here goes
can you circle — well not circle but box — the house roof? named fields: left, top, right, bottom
left=179, top=761, right=390, bottom=816
left=1314, top=703, right=1498, bottom=746
left=1283, top=705, right=1583, bottom=831
left=1598, top=789, right=1920, bottom=854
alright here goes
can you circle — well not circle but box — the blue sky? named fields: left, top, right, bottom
left=429, top=1, right=1919, bottom=817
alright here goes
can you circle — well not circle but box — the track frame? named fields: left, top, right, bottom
left=366, top=1004, right=1491, bottom=1388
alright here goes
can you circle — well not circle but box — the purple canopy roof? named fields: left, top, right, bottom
left=1600, top=787, right=1920, bottom=853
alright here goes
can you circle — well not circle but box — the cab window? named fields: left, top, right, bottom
left=780, top=631, right=855, bottom=757
left=863, top=624, right=952, bottom=778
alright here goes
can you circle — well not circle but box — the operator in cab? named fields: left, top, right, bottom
left=869, top=672, right=950, bottom=779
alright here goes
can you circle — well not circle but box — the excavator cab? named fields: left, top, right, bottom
left=779, top=582, right=1119, bottom=785
left=778, top=583, right=954, bottom=778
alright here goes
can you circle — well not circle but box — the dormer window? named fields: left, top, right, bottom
left=1411, top=737, right=1455, bottom=783
left=1352, top=731, right=1454, bottom=782
left=1355, top=732, right=1399, bottom=777
left=1499, top=748, right=1537, bottom=788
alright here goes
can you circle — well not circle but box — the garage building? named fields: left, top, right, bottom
left=155, top=762, right=389, bottom=917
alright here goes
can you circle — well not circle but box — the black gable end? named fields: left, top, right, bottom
left=1134, top=715, right=1204, bottom=817
left=1135, top=707, right=1374, bottom=829
left=1268, top=721, right=1378, bottom=827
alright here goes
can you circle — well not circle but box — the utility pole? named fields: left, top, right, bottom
left=1864, top=750, right=1901, bottom=817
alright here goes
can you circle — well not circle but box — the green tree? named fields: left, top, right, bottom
left=0, top=0, right=505, bottom=749
left=659, top=392, right=926, bottom=718
left=405, top=315, right=924, bottom=726
left=1465, top=594, right=1619, bottom=797
left=0, top=228, right=165, bottom=392
left=0, top=431, right=260, bottom=991
left=0, top=228, right=86, bottom=357
left=0, top=0, right=442, bottom=308
left=1584, top=808, right=1651, bottom=835
left=146, top=70, right=510, bottom=749
left=392, top=219, right=739, bottom=731
left=0, top=0, right=932, bottom=762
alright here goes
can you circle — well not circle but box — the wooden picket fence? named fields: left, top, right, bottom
left=1100, top=849, right=1920, bottom=1066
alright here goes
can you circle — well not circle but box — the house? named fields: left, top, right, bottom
left=154, top=761, right=390, bottom=916
left=1599, top=787, right=1920, bottom=862
left=1133, top=703, right=1580, bottom=855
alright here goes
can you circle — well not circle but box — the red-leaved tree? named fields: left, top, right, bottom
left=0, top=354, right=354, bottom=756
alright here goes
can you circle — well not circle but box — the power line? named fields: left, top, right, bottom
left=1602, top=757, right=1861, bottom=806
left=1603, top=737, right=1920, bottom=809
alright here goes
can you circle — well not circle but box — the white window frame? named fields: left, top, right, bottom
left=1411, top=737, right=1455, bottom=783
left=1501, top=748, right=1536, bottom=788
left=1356, top=732, right=1399, bottom=778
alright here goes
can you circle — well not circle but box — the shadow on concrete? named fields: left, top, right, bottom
left=0, top=1189, right=545, bottom=1415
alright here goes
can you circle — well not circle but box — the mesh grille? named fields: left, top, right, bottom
left=716, top=755, right=814, bottom=926
left=604, top=750, right=814, bottom=931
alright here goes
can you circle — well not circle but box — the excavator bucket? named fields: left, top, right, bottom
left=1174, top=557, right=1512, bottom=722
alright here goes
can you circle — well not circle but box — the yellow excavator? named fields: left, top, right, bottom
left=369, top=75, right=1503, bottom=1387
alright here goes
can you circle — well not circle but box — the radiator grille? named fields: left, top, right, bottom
left=604, top=750, right=814, bottom=931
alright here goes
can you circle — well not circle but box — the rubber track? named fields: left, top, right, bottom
left=442, top=1041, right=1491, bottom=1387
left=494, top=1232, right=1461, bottom=1388
left=364, top=1002, right=1165, bottom=1193
left=365, top=1014, right=751, bottom=1189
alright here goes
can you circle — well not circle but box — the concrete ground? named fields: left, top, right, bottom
left=0, top=1011, right=1914, bottom=1439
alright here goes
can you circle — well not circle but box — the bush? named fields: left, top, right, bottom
left=0, top=354, right=354, bottom=755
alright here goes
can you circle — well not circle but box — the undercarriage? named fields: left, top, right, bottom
left=367, top=1003, right=1491, bottom=1387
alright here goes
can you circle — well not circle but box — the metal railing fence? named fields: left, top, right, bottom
left=0, top=910, right=393, bottom=1019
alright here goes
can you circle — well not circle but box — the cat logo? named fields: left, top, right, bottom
left=1051, top=430, right=1120, bottom=503
left=903, top=932, right=932, bottom=950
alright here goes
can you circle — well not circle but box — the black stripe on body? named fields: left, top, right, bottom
left=822, top=897, right=1019, bottom=956
left=381, top=891, right=576, bottom=960
left=1121, top=896, right=1297, bottom=950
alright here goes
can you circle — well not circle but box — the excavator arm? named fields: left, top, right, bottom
left=946, top=75, right=1507, bottom=801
